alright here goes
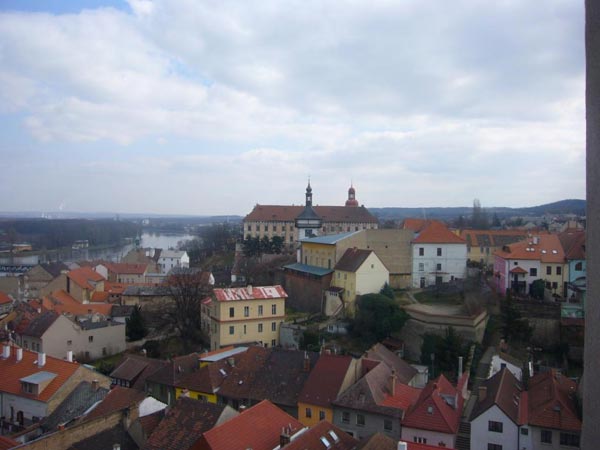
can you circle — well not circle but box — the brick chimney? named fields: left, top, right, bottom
left=478, top=386, right=487, bottom=402
left=279, top=426, right=291, bottom=447
left=390, top=369, right=397, bottom=396
left=303, top=352, right=310, bottom=372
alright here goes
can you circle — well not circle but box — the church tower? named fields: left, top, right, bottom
left=295, top=180, right=322, bottom=239
left=345, top=183, right=359, bottom=207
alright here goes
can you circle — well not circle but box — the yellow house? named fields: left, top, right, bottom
left=300, top=232, right=364, bottom=269
left=297, top=354, right=359, bottom=427
left=460, top=229, right=529, bottom=267
left=205, top=285, right=287, bottom=350
left=327, top=248, right=389, bottom=315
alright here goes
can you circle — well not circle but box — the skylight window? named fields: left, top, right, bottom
left=320, top=437, right=332, bottom=448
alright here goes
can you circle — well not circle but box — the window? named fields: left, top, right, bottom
left=520, top=428, right=529, bottom=435
left=356, top=414, right=365, bottom=426
left=229, top=326, right=234, bottom=335
left=271, top=339, right=276, bottom=347
left=556, top=266, right=562, bottom=275
left=547, top=266, right=552, bottom=275
left=541, top=429, right=552, bottom=444
left=272, top=304, right=277, bottom=315
left=414, top=437, right=427, bottom=444
left=102, top=347, right=107, bottom=356
left=552, top=282, right=558, bottom=289
left=419, top=247, right=424, bottom=256
left=384, top=419, right=393, bottom=431
left=419, top=263, right=424, bottom=271
left=244, top=306, right=249, bottom=317
left=258, top=305, right=263, bottom=316
left=305, top=407, right=312, bottom=418
left=488, top=421, right=503, bottom=433
left=88, top=336, right=94, bottom=343
left=530, top=268, right=537, bottom=276
left=247, top=225, right=251, bottom=231
left=560, top=432, right=580, bottom=447
left=575, top=262, right=583, bottom=271
left=258, top=323, right=263, bottom=333
left=67, top=340, right=72, bottom=346
left=342, top=412, right=350, bottom=423
left=319, top=410, right=325, bottom=420
left=271, top=322, right=277, bottom=331
left=487, top=444, right=502, bottom=450
left=437, top=247, right=442, bottom=256
left=229, top=307, right=235, bottom=318
left=436, top=263, right=442, bottom=271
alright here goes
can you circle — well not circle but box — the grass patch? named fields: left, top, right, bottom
left=415, top=290, right=463, bottom=305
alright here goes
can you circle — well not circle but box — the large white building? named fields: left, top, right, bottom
left=158, top=250, right=190, bottom=273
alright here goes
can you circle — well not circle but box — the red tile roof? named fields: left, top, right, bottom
left=527, top=370, right=581, bottom=432
left=470, top=368, right=525, bottom=425
left=380, top=382, right=422, bottom=411
left=284, top=420, right=358, bottom=450
left=412, top=221, right=465, bottom=245
left=402, top=218, right=431, bottom=232
left=67, top=267, right=105, bottom=290
left=0, top=435, right=19, bottom=450
left=213, top=285, right=287, bottom=302
left=460, top=229, right=530, bottom=247
left=0, top=292, right=12, bottom=305
left=402, top=374, right=463, bottom=435
left=193, top=400, right=303, bottom=450
left=494, top=234, right=566, bottom=263
left=0, top=345, right=79, bottom=402
left=245, top=205, right=378, bottom=224
left=510, top=266, right=528, bottom=274
left=43, top=290, right=113, bottom=316
left=298, top=355, right=353, bottom=408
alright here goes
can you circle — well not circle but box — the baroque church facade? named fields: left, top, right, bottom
left=243, top=183, right=379, bottom=245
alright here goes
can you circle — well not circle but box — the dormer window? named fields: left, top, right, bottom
left=20, top=371, right=57, bottom=396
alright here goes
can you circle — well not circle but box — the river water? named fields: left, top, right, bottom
left=0, top=232, right=195, bottom=268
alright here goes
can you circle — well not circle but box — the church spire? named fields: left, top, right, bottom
left=345, top=182, right=359, bottom=207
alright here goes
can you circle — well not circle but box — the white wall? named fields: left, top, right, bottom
left=471, top=405, right=519, bottom=450
left=489, top=355, right=523, bottom=381
left=401, top=426, right=455, bottom=448
left=412, top=243, right=467, bottom=288
left=501, top=259, right=541, bottom=292
left=1, top=392, right=48, bottom=423
left=355, top=252, right=389, bottom=296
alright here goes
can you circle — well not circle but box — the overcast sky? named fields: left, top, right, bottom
left=0, top=0, right=585, bottom=215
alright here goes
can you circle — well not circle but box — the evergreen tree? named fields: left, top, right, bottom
left=126, top=306, right=147, bottom=341
left=380, top=282, right=395, bottom=300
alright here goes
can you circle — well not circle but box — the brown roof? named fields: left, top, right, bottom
left=110, top=354, right=167, bottom=390
left=0, top=292, right=12, bottom=305
left=470, top=368, right=525, bottom=425
left=298, top=355, right=354, bottom=408
left=494, top=234, right=566, bottom=263
left=245, top=204, right=378, bottom=224
left=103, top=262, right=148, bottom=275
left=144, top=397, right=231, bottom=450
left=145, top=353, right=200, bottom=387
left=413, top=221, right=465, bottom=244
left=284, top=420, right=359, bottom=450
left=0, top=345, right=80, bottom=403
left=510, top=266, right=528, bottom=274
left=193, top=400, right=303, bottom=450
left=0, top=435, right=19, bottom=450
left=559, top=229, right=586, bottom=260
left=20, top=310, right=59, bottom=338
left=334, top=248, right=375, bottom=272
left=365, top=343, right=417, bottom=385
left=460, top=229, right=529, bottom=248
left=175, top=360, right=228, bottom=394
left=357, top=433, right=397, bottom=450
left=84, top=386, right=146, bottom=421
left=527, top=370, right=581, bottom=432
left=67, top=267, right=105, bottom=290
left=137, top=409, right=164, bottom=437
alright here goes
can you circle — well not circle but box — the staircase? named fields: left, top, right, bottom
left=456, top=421, right=471, bottom=450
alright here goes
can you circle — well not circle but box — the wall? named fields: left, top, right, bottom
left=530, top=426, right=580, bottom=450
left=489, top=355, right=522, bottom=381
left=332, top=407, right=400, bottom=441
left=412, top=243, right=467, bottom=288
left=283, top=270, right=332, bottom=313
left=301, top=242, right=336, bottom=269
left=401, top=426, right=455, bottom=449
left=364, top=229, right=413, bottom=288
left=354, top=253, right=389, bottom=298
left=39, top=274, right=67, bottom=299
left=470, top=405, right=519, bottom=450
left=298, top=402, right=332, bottom=427
left=0, top=393, right=47, bottom=424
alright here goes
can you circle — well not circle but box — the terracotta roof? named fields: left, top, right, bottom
left=510, top=266, right=528, bottom=274
left=102, top=262, right=148, bottom=275
left=91, top=291, right=110, bottom=302
left=402, top=374, right=463, bottom=435
left=559, top=229, right=586, bottom=260
left=110, top=354, right=167, bottom=390
left=193, top=400, right=303, bottom=450
left=412, top=221, right=466, bottom=245
left=284, top=420, right=359, bottom=450
left=43, top=290, right=113, bottom=317
left=213, top=285, right=287, bottom=302
left=137, top=409, right=164, bottom=437
left=380, top=382, right=422, bottom=411
left=364, top=343, right=417, bottom=385
left=470, top=368, right=524, bottom=425
left=245, top=204, right=378, bottom=224
left=0, top=292, right=13, bottom=305
left=0, top=345, right=80, bottom=402
left=84, top=386, right=146, bottom=421
left=214, top=346, right=269, bottom=401
left=298, top=355, right=353, bottom=408
left=0, top=435, right=19, bottom=450
left=145, top=397, right=231, bottom=450
left=357, top=432, right=397, bottom=450
left=175, top=360, right=228, bottom=394
left=402, top=218, right=432, bottom=232
left=67, top=267, right=105, bottom=290
left=334, top=248, right=374, bottom=273
left=460, top=229, right=529, bottom=248
left=527, top=370, right=581, bottom=432
left=20, top=310, right=59, bottom=338
left=494, top=234, right=566, bottom=263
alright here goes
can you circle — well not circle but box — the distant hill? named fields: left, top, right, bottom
left=369, top=199, right=586, bottom=222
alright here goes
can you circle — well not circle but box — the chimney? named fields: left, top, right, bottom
left=67, top=350, right=73, bottom=363
left=390, top=369, right=397, bottom=396
left=246, top=285, right=253, bottom=296
left=279, top=427, right=291, bottom=447
left=458, top=356, right=463, bottom=377
left=113, top=444, right=121, bottom=450
left=37, top=308, right=42, bottom=314
left=38, top=352, right=46, bottom=367
left=478, top=386, right=487, bottom=402
left=227, top=357, right=235, bottom=367
left=2, top=345, right=10, bottom=359
left=16, top=348, right=23, bottom=362
left=92, top=379, right=99, bottom=391
left=398, top=442, right=408, bottom=450
left=303, top=352, right=310, bottom=372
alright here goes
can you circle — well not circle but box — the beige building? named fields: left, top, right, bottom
left=40, top=267, right=105, bottom=303
left=244, top=184, right=378, bottom=245
left=22, top=263, right=69, bottom=300
left=460, top=229, right=530, bottom=267
left=203, top=286, right=287, bottom=350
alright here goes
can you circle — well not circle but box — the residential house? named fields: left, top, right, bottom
left=143, top=396, right=238, bottom=450
left=121, top=285, right=172, bottom=308
left=244, top=183, right=378, bottom=246
left=95, top=262, right=149, bottom=284
left=0, top=291, right=13, bottom=315
left=400, top=372, right=469, bottom=448
left=460, top=229, right=529, bottom=267
left=22, top=262, right=68, bottom=300
left=0, top=344, right=110, bottom=430
left=297, top=354, right=359, bottom=427
left=192, top=399, right=304, bottom=450
left=489, top=351, right=524, bottom=381
left=299, top=231, right=364, bottom=269
left=204, top=285, right=287, bottom=350
left=110, top=354, right=168, bottom=390
left=158, top=250, right=190, bottom=273
left=40, top=266, right=106, bottom=303
left=364, top=343, right=420, bottom=387
left=144, top=353, right=200, bottom=405
left=14, top=311, right=126, bottom=361
left=42, top=289, right=113, bottom=317
left=409, top=220, right=467, bottom=288
left=282, top=263, right=334, bottom=313
left=470, top=368, right=528, bottom=450
left=493, top=234, right=568, bottom=298
left=328, top=248, right=389, bottom=315
left=559, top=229, right=586, bottom=319
left=284, top=420, right=359, bottom=450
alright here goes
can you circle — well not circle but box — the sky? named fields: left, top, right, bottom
left=0, top=0, right=585, bottom=216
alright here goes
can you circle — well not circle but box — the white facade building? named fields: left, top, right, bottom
left=158, top=250, right=190, bottom=273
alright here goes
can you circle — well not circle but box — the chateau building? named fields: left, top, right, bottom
left=243, top=183, right=379, bottom=245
